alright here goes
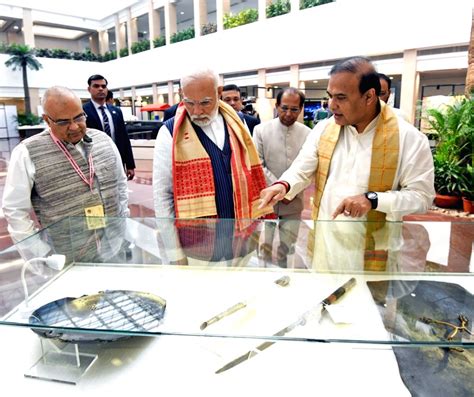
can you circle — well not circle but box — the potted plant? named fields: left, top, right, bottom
left=425, top=97, right=473, bottom=208
left=461, top=164, right=474, bottom=213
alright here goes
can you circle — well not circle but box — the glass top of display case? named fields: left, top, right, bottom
left=0, top=217, right=472, bottom=350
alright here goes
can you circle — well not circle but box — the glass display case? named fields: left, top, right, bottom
left=0, top=217, right=472, bottom=395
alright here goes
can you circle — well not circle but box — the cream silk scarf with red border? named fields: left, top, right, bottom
left=171, top=101, right=272, bottom=220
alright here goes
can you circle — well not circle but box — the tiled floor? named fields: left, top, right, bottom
left=0, top=137, right=472, bottom=271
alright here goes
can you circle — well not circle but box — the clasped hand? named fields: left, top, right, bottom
left=332, top=194, right=372, bottom=219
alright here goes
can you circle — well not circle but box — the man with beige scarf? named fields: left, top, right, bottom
left=259, top=56, right=435, bottom=270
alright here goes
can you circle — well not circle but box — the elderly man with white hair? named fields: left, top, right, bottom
left=153, top=69, right=272, bottom=263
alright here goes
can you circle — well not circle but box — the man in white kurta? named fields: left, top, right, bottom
left=253, top=88, right=310, bottom=266
left=259, top=57, right=435, bottom=271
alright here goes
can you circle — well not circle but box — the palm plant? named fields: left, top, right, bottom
left=4, top=44, right=42, bottom=114
left=425, top=97, right=473, bottom=198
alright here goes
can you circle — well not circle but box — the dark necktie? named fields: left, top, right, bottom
left=98, top=105, right=111, bottom=136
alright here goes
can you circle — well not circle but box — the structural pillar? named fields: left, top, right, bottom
left=22, top=8, right=35, bottom=47
left=164, top=1, right=177, bottom=45
left=167, top=81, right=175, bottom=105
left=152, top=83, right=159, bottom=104
left=115, top=15, right=123, bottom=58
left=290, top=64, right=300, bottom=88
left=127, top=8, right=138, bottom=54
left=89, top=33, right=99, bottom=54
left=148, top=0, right=161, bottom=49
left=400, top=49, right=419, bottom=124
left=290, top=0, right=300, bottom=13
left=216, top=0, right=230, bottom=32
left=98, top=30, right=109, bottom=55
left=194, top=0, right=208, bottom=38
left=258, top=0, right=271, bottom=22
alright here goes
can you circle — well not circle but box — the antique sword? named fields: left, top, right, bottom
left=215, top=277, right=356, bottom=374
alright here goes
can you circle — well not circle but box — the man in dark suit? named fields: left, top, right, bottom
left=83, top=74, right=136, bottom=180
left=221, top=84, right=260, bottom=135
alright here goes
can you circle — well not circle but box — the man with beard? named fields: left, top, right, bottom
left=152, top=69, right=272, bottom=264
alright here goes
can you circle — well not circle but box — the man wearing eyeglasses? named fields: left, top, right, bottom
left=2, top=86, right=129, bottom=244
left=252, top=88, right=310, bottom=266
left=153, top=69, right=272, bottom=264
left=258, top=57, right=434, bottom=270
left=83, top=74, right=136, bottom=180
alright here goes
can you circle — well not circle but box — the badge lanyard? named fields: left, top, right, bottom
left=50, top=132, right=95, bottom=191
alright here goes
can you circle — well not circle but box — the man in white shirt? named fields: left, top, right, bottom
left=153, top=69, right=271, bottom=264
left=2, top=86, right=129, bottom=258
left=253, top=87, right=310, bottom=266
left=259, top=57, right=435, bottom=270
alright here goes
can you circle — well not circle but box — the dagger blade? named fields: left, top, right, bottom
left=215, top=277, right=356, bottom=374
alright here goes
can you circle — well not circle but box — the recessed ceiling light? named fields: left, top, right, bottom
left=313, top=80, right=318, bottom=83
left=13, top=25, right=19, bottom=30
left=180, top=11, right=184, bottom=15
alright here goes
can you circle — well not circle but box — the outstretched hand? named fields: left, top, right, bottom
left=258, top=184, right=287, bottom=209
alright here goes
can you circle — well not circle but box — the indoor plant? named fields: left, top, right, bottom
left=425, top=97, right=473, bottom=208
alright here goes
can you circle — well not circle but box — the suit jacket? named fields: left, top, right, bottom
left=83, top=101, right=136, bottom=169
left=239, top=112, right=260, bottom=135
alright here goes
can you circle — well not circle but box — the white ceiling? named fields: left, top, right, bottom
left=0, top=0, right=141, bottom=21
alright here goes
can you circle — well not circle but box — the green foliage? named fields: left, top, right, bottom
left=153, top=36, right=166, bottom=48
left=266, top=0, right=291, bottom=18
left=171, top=27, right=195, bottom=43
left=201, top=22, right=217, bottom=36
left=15, top=112, right=43, bottom=126
left=102, top=50, right=117, bottom=62
left=119, top=47, right=129, bottom=57
left=300, top=0, right=333, bottom=10
left=425, top=97, right=474, bottom=196
left=224, top=9, right=258, bottom=29
left=4, top=44, right=42, bottom=71
left=131, top=39, right=150, bottom=54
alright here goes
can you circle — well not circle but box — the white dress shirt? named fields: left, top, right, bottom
left=91, top=99, right=116, bottom=140
left=281, top=115, right=435, bottom=221
left=2, top=131, right=129, bottom=243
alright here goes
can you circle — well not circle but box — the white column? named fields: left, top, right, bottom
left=258, top=0, right=271, bottom=22
left=400, top=49, right=419, bottom=124
left=152, top=83, right=159, bottom=104
left=115, top=15, right=123, bottom=58
left=216, top=0, right=230, bottom=32
left=148, top=1, right=161, bottom=49
left=194, top=0, right=208, bottom=38
left=127, top=8, right=138, bottom=54
left=167, top=81, right=175, bottom=105
left=164, top=1, right=177, bottom=45
left=98, top=30, right=109, bottom=55
left=290, top=64, right=299, bottom=88
left=22, top=8, right=35, bottom=47
left=290, top=0, right=300, bottom=13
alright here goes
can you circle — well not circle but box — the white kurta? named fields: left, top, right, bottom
left=279, top=114, right=435, bottom=271
left=281, top=114, right=435, bottom=222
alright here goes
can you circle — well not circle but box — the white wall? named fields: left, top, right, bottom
left=0, top=0, right=471, bottom=94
